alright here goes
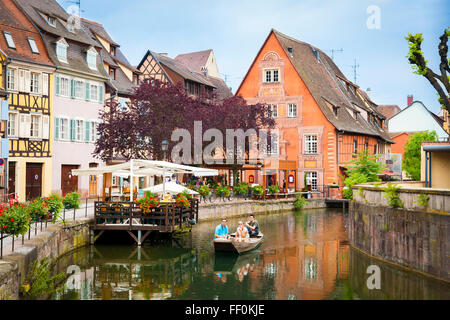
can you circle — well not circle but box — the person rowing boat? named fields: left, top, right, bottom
left=214, top=219, right=229, bottom=239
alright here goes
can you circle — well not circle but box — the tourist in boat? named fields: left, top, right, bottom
left=214, top=219, right=229, bottom=239
left=245, top=215, right=260, bottom=237
left=235, top=221, right=249, bottom=242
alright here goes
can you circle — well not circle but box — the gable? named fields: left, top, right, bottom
left=138, top=52, right=171, bottom=83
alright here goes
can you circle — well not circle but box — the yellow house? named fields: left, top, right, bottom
left=421, top=141, right=450, bottom=189
left=0, top=0, right=56, bottom=201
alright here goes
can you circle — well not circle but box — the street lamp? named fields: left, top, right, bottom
left=162, top=140, right=169, bottom=161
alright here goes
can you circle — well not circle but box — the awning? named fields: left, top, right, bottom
left=143, top=182, right=199, bottom=195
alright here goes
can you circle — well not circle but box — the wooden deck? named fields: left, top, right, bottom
left=92, top=199, right=199, bottom=245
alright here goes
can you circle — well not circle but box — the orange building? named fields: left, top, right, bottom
left=236, top=30, right=392, bottom=192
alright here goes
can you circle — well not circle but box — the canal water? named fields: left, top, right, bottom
left=52, top=209, right=450, bottom=300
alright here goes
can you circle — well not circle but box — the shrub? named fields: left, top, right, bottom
left=215, top=186, right=230, bottom=197
left=21, top=258, right=65, bottom=299
left=198, top=185, right=210, bottom=197
left=252, top=185, right=264, bottom=196
left=268, top=185, right=280, bottom=194
left=144, top=190, right=157, bottom=198
left=234, top=182, right=249, bottom=196
left=294, top=194, right=307, bottom=209
left=28, top=198, right=50, bottom=223
left=63, top=191, right=81, bottom=209
left=343, top=172, right=368, bottom=200
left=383, top=183, right=404, bottom=208
left=180, top=189, right=194, bottom=200
left=176, top=194, right=190, bottom=208
left=137, top=196, right=160, bottom=213
left=0, top=203, right=30, bottom=236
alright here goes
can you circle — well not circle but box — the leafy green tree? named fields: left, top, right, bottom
left=343, top=150, right=384, bottom=199
left=403, top=131, right=438, bottom=180
left=405, top=28, right=450, bottom=110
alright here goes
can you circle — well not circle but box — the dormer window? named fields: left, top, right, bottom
left=3, top=31, right=15, bottom=49
left=353, top=111, right=358, bottom=119
left=55, top=38, right=68, bottom=62
left=86, top=47, right=97, bottom=70
left=28, top=38, right=39, bottom=54
left=46, top=15, right=57, bottom=27
left=109, top=67, right=116, bottom=80
left=333, top=106, right=339, bottom=116
left=287, top=47, right=293, bottom=57
left=110, top=46, right=116, bottom=56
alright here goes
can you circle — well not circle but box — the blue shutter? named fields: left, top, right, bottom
left=56, top=76, right=60, bottom=95
left=85, top=82, right=90, bottom=100
left=54, top=117, right=60, bottom=140
left=1, top=138, right=9, bottom=159
left=1, top=100, right=9, bottom=121
left=70, top=119, right=76, bottom=141
left=85, top=121, right=91, bottom=142
left=70, top=79, right=75, bottom=98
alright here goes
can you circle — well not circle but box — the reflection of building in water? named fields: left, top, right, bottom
left=256, top=212, right=349, bottom=300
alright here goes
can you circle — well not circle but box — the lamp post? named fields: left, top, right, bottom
left=162, top=140, right=169, bottom=161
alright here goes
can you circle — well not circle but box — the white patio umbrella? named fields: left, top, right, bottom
left=143, top=181, right=199, bottom=195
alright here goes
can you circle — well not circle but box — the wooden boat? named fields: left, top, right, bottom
left=213, top=233, right=264, bottom=254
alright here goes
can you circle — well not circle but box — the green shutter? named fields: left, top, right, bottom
left=70, top=79, right=75, bottom=98
left=99, top=85, right=104, bottom=103
left=85, top=121, right=91, bottom=142
left=54, top=117, right=60, bottom=140
left=85, top=82, right=90, bottom=100
left=56, top=76, right=60, bottom=95
left=70, top=119, right=76, bottom=141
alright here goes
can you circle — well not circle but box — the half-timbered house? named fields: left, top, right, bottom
left=0, top=0, right=56, bottom=201
left=0, top=50, right=9, bottom=199
left=14, top=0, right=110, bottom=198
left=236, top=30, right=393, bottom=192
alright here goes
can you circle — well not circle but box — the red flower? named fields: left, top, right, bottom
left=3, top=225, right=6, bottom=229
left=10, top=218, right=14, bottom=222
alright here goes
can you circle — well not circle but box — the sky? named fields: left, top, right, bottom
left=58, top=0, right=449, bottom=114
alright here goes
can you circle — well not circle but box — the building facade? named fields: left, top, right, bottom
left=14, top=0, right=110, bottom=198
left=1, top=0, right=56, bottom=202
left=0, top=50, right=9, bottom=199
left=236, top=30, right=392, bottom=191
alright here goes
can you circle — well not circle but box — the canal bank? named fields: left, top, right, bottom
left=349, top=183, right=450, bottom=283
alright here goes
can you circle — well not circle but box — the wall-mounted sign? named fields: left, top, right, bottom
left=288, top=174, right=294, bottom=183
left=249, top=175, right=255, bottom=183
left=0, top=159, right=4, bottom=166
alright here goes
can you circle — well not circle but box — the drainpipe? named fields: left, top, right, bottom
left=425, top=152, right=428, bottom=187
left=429, top=152, right=432, bottom=188
left=2, top=55, right=12, bottom=198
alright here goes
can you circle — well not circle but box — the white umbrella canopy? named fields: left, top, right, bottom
left=143, top=182, right=199, bottom=195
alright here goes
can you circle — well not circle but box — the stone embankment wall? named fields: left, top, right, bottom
left=350, top=183, right=449, bottom=282
left=0, top=218, right=91, bottom=300
left=198, top=198, right=326, bottom=221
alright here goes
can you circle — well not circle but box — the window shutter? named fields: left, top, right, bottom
left=99, top=84, right=104, bottom=103
left=24, top=70, right=31, bottom=93
left=42, top=74, right=49, bottom=96
left=70, top=79, right=75, bottom=98
left=37, top=73, right=43, bottom=94
left=18, top=69, right=25, bottom=92
left=55, top=75, right=60, bottom=95
left=42, top=115, right=49, bottom=139
left=19, top=114, right=31, bottom=138
left=85, top=82, right=90, bottom=100
left=85, top=121, right=91, bottom=142
left=54, top=117, right=60, bottom=140
left=70, top=119, right=76, bottom=141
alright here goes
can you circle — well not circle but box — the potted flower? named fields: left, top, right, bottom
left=175, top=194, right=190, bottom=208
left=42, top=194, right=64, bottom=221
left=0, top=203, right=30, bottom=236
left=234, top=182, right=249, bottom=198
left=268, top=185, right=280, bottom=195
left=137, top=196, right=160, bottom=214
left=198, top=185, right=210, bottom=200
left=62, top=191, right=81, bottom=209
left=28, top=199, right=50, bottom=223
left=251, top=185, right=264, bottom=198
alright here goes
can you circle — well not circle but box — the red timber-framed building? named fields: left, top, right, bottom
left=236, top=30, right=393, bottom=194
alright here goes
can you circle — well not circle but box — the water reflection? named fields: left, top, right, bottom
left=53, top=209, right=450, bottom=300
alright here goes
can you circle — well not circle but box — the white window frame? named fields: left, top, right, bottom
left=263, top=69, right=280, bottom=83
left=8, top=112, right=19, bottom=138
left=306, top=172, right=318, bottom=191
left=30, top=114, right=42, bottom=139
left=269, top=104, right=277, bottom=118
left=288, top=104, right=297, bottom=118
left=59, top=76, right=70, bottom=97
left=266, top=132, right=279, bottom=155
left=59, top=117, right=70, bottom=141
left=28, top=38, right=39, bottom=54
left=74, top=79, right=84, bottom=99
left=89, top=120, right=98, bottom=143
left=87, top=49, right=97, bottom=70
left=7, top=68, right=17, bottom=91
left=90, top=84, right=98, bottom=102
left=305, top=135, right=318, bottom=155
left=3, top=31, right=15, bottom=49
left=75, top=118, right=84, bottom=142
left=30, top=72, right=40, bottom=95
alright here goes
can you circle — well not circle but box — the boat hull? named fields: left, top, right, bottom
left=213, top=234, right=263, bottom=254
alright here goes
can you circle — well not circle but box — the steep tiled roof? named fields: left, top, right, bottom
left=174, top=49, right=212, bottom=74
left=270, top=29, right=392, bottom=143
left=378, top=105, right=401, bottom=120
left=0, top=0, right=53, bottom=66
left=205, top=75, right=233, bottom=100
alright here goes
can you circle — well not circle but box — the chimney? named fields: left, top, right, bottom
left=407, top=95, right=413, bottom=106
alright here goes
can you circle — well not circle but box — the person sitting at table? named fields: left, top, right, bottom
left=235, top=221, right=249, bottom=242
left=214, top=219, right=229, bottom=239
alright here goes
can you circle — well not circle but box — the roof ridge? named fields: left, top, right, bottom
left=80, top=17, right=103, bottom=26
